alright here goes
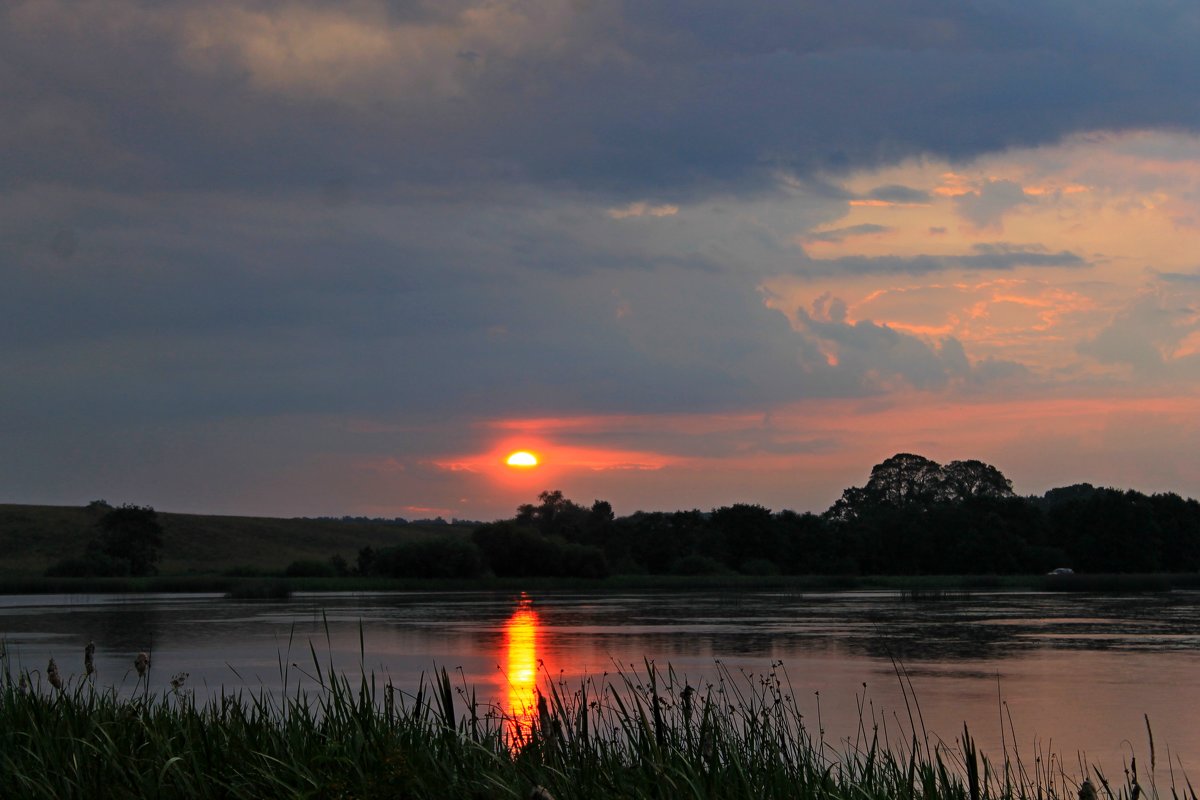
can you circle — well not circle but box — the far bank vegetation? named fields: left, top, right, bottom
left=13, top=453, right=1200, bottom=581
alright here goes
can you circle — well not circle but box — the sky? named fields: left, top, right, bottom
left=5, top=0, right=1200, bottom=521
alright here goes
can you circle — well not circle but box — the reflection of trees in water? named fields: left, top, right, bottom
left=553, top=594, right=1038, bottom=662
left=836, top=598, right=1046, bottom=661
left=833, top=594, right=1196, bottom=661
left=2, top=603, right=163, bottom=685
left=80, top=604, right=163, bottom=653
left=560, top=631, right=808, bottom=660
left=590, top=618, right=1031, bottom=663
left=14, top=591, right=1197, bottom=698
left=540, top=592, right=1200, bottom=666
left=845, top=619, right=1034, bottom=662
left=502, top=592, right=1200, bottom=668
left=5, top=603, right=163, bottom=653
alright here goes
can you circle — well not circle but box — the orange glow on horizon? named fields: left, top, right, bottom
left=424, top=385, right=1200, bottom=516
left=433, top=437, right=675, bottom=480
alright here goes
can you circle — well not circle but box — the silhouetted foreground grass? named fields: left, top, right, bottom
left=2, top=645, right=1188, bottom=800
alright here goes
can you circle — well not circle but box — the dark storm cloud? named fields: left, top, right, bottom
left=800, top=243, right=1086, bottom=277
left=4, top=1, right=1200, bottom=198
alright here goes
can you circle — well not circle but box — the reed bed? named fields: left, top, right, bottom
left=0, top=642, right=1190, bottom=800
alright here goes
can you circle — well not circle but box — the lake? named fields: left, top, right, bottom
left=3, top=589, right=1199, bottom=777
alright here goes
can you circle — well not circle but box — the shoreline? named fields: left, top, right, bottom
left=1, top=571, right=1198, bottom=595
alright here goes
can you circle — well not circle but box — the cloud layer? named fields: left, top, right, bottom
left=7, top=1, right=1200, bottom=195
left=5, top=2, right=1200, bottom=518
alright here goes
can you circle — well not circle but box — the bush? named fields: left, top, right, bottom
left=45, top=553, right=130, bottom=578
left=739, top=558, right=780, bottom=576
left=473, top=523, right=562, bottom=577
left=92, top=504, right=164, bottom=576
left=473, top=522, right=609, bottom=578
left=559, top=542, right=611, bottom=579
left=365, top=538, right=485, bottom=579
left=668, top=554, right=727, bottom=576
left=284, top=560, right=337, bottom=578
left=47, top=504, right=164, bottom=577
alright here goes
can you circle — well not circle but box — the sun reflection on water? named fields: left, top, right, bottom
left=504, top=593, right=542, bottom=738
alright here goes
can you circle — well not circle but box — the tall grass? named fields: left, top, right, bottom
left=0, top=642, right=1190, bottom=800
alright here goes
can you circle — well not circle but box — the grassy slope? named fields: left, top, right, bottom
left=0, top=504, right=474, bottom=577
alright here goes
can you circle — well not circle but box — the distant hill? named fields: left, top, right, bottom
left=0, top=504, right=474, bottom=577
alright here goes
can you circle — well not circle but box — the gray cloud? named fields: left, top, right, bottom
left=1078, top=291, right=1200, bottom=375
left=954, top=180, right=1033, bottom=228
left=800, top=243, right=1086, bottom=277
left=0, top=181, right=843, bottom=435
left=866, top=185, right=931, bottom=204
left=1154, top=270, right=1200, bottom=284
left=803, top=223, right=893, bottom=243
left=792, top=302, right=1028, bottom=394
left=4, top=1, right=1200, bottom=200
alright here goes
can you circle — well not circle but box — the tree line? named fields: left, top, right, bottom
left=46, top=454, right=1200, bottom=579
left=358, top=453, right=1200, bottom=579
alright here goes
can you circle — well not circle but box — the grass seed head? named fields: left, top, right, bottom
left=84, top=641, right=96, bottom=676
left=134, top=652, right=150, bottom=678
left=47, top=657, right=63, bottom=691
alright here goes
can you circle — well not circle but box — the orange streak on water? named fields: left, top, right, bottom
left=504, top=595, right=541, bottom=742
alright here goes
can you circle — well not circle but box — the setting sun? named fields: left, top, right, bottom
left=505, top=451, right=539, bottom=468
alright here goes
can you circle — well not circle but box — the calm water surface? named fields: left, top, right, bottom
left=3, top=589, right=1199, bottom=774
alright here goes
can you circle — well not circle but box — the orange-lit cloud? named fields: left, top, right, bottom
left=844, top=279, right=1099, bottom=358
left=177, top=0, right=616, bottom=104
left=848, top=199, right=924, bottom=207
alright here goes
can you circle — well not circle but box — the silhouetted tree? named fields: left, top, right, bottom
left=472, top=519, right=609, bottom=578
left=866, top=453, right=945, bottom=507
left=1040, top=483, right=1099, bottom=508
left=710, top=504, right=777, bottom=572
left=90, top=504, right=164, bottom=576
left=1047, top=489, right=1162, bottom=572
left=941, top=459, right=1015, bottom=501
left=775, top=510, right=848, bottom=574
left=516, top=489, right=597, bottom=541
left=1151, top=493, right=1200, bottom=571
left=828, top=454, right=1015, bottom=521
